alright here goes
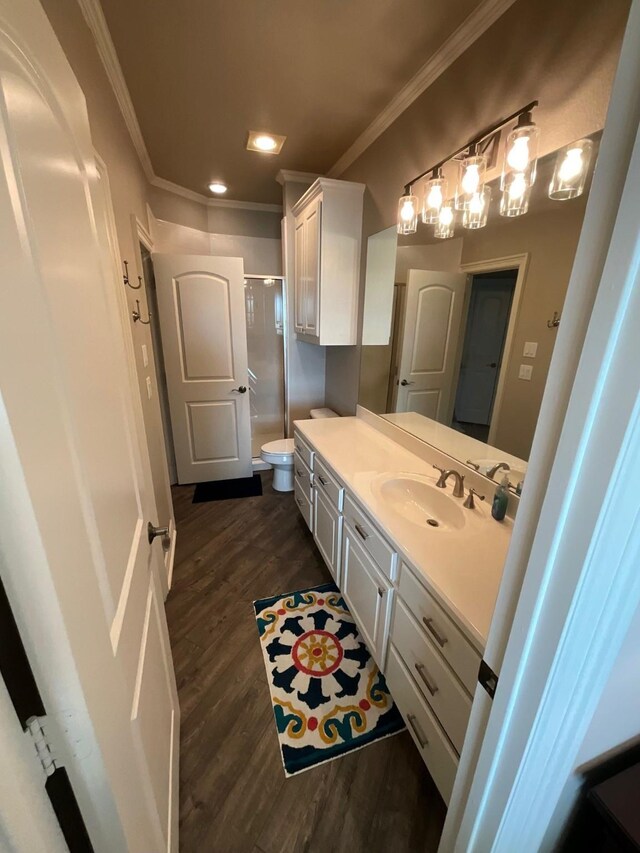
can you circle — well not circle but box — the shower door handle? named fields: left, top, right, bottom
left=231, top=385, right=247, bottom=394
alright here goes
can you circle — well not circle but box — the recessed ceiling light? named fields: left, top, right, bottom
left=247, top=130, right=286, bottom=155
left=209, top=181, right=227, bottom=194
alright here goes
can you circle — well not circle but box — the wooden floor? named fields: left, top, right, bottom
left=167, top=471, right=446, bottom=853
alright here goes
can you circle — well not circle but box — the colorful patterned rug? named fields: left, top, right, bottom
left=253, top=581, right=405, bottom=776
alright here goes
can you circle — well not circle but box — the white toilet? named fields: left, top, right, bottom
left=260, top=408, right=339, bottom=492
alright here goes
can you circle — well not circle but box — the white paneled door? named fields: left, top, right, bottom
left=0, top=0, right=178, bottom=849
left=153, top=254, right=252, bottom=483
left=396, top=269, right=468, bottom=422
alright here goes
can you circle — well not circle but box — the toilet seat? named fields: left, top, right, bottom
left=260, top=438, right=295, bottom=463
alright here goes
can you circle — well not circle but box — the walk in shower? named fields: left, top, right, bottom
left=244, top=276, right=286, bottom=458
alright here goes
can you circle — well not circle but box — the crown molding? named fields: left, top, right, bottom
left=77, top=0, right=154, bottom=181
left=327, top=0, right=518, bottom=178
left=275, top=169, right=321, bottom=186
left=77, top=0, right=282, bottom=213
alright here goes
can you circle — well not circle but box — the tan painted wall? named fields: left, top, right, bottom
left=461, top=202, right=587, bottom=458
left=325, top=0, right=630, bottom=416
left=40, top=0, right=173, bottom=527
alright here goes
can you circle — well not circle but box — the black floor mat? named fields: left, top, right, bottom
left=192, top=473, right=263, bottom=503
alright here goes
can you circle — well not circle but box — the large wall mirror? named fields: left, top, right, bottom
left=358, top=137, right=599, bottom=491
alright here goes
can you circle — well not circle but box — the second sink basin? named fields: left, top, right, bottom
left=371, top=472, right=467, bottom=532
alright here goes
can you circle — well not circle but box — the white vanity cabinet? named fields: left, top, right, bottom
left=292, top=178, right=365, bottom=346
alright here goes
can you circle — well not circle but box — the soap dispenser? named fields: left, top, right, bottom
left=491, top=476, right=510, bottom=522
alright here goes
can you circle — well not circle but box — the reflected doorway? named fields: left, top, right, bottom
left=452, top=269, right=517, bottom=443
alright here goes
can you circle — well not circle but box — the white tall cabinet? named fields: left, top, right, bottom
left=292, top=178, right=365, bottom=345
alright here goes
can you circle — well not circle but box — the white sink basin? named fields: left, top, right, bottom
left=371, top=472, right=467, bottom=532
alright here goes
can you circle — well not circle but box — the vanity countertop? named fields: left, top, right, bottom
left=295, top=416, right=513, bottom=651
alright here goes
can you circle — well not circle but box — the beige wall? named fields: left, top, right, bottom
left=41, top=0, right=173, bottom=527
left=461, top=202, right=587, bottom=458
left=325, top=0, right=630, bottom=416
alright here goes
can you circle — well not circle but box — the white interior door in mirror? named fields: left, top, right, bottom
left=153, top=254, right=251, bottom=483
left=396, top=269, right=467, bottom=420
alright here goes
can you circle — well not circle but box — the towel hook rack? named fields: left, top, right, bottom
left=132, top=299, right=151, bottom=325
left=547, top=311, right=561, bottom=329
left=123, top=260, right=143, bottom=290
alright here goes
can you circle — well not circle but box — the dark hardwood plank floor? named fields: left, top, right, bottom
left=167, top=471, right=446, bottom=853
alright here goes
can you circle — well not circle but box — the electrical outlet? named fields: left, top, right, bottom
left=146, top=376, right=152, bottom=399
left=519, top=364, right=533, bottom=381
left=523, top=341, right=538, bottom=358
left=142, top=343, right=148, bottom=367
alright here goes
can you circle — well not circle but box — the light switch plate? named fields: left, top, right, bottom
left=146, top=376, right=152, bottom=399
left=142, top=343, right=148, bottom=367
left=519, top=364, right=533, bottom=381
left=523, top=341, right=538, bottom=358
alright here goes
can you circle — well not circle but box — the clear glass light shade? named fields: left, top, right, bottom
left=434, top=203, right=455, bottom=238
left=456, top=154, right=487, bottom=210
left=463, top=186, right=491, bottom=229
left=500, top=171, right=530, bottom=217
left=501, top=123, right=539, bottom=190
left=397, top=193, right=418, bottom=234
left=549, top=139, right=593, bottom=200
left=421, top=176, right=447, bottom=224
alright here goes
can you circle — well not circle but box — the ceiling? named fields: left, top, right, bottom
left=99, top=0, right=485, bottom=204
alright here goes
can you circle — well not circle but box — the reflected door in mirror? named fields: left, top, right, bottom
left=395, top=269, right=467, bottom=421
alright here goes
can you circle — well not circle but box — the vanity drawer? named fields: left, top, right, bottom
left=293, top=430, right=315, bottom=471
left=343, top=493, right=396, bottom=582
left=294, top=479, right=312, bottom=532
left=314, top=455, right=343, bottom=511
left=398, top=563, right=481, bottom=695
left=385, top=644, right=458, bottom=805
left=294, top=450, right=313, bottom=500
left=392, top=597, right=472, bottom=754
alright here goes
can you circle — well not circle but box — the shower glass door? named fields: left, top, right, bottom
left=244, top=277, right=285, bottom=457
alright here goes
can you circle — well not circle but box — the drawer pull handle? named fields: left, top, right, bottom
left=377, top=587, right=384, bottom=597
left=354, top=522, right=369, bottom=540
left=422, top=617, right=448, bottom=647
left=414, top=663, right=438, bottom=696
left=407, top=713, right=428, bottom=749
left=296, top=468, right=304, bottom=477
left=317, top=475, right=328, bottom=486
left=296, top=498, right=303, bottom=507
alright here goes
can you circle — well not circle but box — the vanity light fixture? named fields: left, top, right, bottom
left=397, top=191, right=418, bottom=235
left=397, top=100, right=538, bottom=234
left=456, top=148, right=487, bottom=210
left=421, top=169, right=447, bottom=224
left=434, top=202, right=455, bottom=238
left=246, top=130, right=287, bottom=155
left=209, top=181, right=228, bottom=194
left=549, top=138, right=593, bottom=200
left=463, top=186, right=491, bottom=229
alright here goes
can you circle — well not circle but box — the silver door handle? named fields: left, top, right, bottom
left=407, top=713, right=428, bottom=749
left=148, top=522, right=170, bottom=551
left=231, top=385, right=247, bottom=394
left=400, top=379, right=415, bottom=386
left=414, top=663, right=438, bottom=696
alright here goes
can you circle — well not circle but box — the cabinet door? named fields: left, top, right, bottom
left=341, top=523, right=392, bottom=668
left=294, top=216, right=306, bottom=332
left=303, top=199, right=321, bottom=334
left=313, top=483, right=342, bottom=582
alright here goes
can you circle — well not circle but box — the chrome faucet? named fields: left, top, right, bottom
left=487, top=461, right=511, bottom=480
left=433, top=465, right=465, bottom=498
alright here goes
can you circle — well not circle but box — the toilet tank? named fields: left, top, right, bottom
left=310, top=408, right=339, bottom=419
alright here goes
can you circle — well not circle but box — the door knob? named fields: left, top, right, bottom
left=400, top=379, right=415, bottom=386
left=148, top=522, right=170, bottom=551
left=486, top=362, right=497, bottom=368
left=231, top=385, right=247, bottom=394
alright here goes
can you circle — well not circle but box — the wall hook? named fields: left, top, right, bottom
left=547, top=311, right=561, bottom=329
left=123, top=260, right=143, bottom=290
left=132, top=299, right=151, bottom=325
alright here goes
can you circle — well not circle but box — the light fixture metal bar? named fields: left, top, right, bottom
left=403, top=100, right=539, bottom=194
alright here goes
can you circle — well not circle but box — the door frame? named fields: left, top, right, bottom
left=440, top=1, right=640, bottom=848
left=458, top=254, right=528, bottom=447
